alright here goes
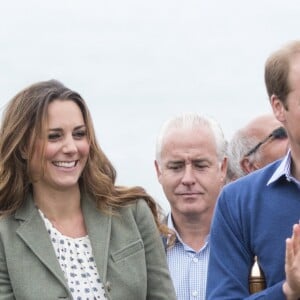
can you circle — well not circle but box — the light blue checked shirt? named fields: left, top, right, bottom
left=166, top=214, right=209, bottom=300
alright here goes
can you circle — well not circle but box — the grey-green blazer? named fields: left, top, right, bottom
left=0, top=195, right=176, bottom=300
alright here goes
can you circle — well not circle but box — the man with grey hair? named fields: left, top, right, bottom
left=154, top=113, right=227, bottom=300
left=226, top=113, right=288, bottom=182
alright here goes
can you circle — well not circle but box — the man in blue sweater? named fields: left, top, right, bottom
left=206, top=40, right=300, bottom=299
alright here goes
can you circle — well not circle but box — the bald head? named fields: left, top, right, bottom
left=227, top=113, right=288, bottom=182
left=241, top=114, right=284, bottom=141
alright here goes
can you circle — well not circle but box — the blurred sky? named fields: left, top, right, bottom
left=1, top=0, right=299, bottom=211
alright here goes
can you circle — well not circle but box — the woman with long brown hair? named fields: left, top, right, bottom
left=0, top=79, right=176, bottom=300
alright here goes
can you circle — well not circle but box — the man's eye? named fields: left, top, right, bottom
left=195, top=164, right=208, bottom=169
left=168, top=165, right=182, bottom=170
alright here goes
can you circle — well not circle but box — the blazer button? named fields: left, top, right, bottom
left=105, top=281, right=112, bottom=292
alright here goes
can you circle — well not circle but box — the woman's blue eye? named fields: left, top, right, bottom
left=73, top=130, right=86, bottom=138
left=48, top=133, right=60, bottom=140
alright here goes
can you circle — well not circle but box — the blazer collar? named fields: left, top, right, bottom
left=15, top=194, right=69, bottom=292
left=81, top=196, right=112, bottom=285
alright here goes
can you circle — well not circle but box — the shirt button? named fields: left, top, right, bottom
left=192, top=290, right=198, bottom=297
left=193, top=257, right=198, bottom=263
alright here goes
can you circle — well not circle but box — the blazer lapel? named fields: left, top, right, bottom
left=81, top=196, right=112, bottom=285
left=14, top=194, right=112, bottom=296
left=15, top=196, right=69, bottom=290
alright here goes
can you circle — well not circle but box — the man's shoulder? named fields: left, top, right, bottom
left=225, top=159, right=281, bottom=191
left=218, top=160, right=285, bottom=213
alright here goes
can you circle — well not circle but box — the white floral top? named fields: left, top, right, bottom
left=39, top=210, right=107, bottom=300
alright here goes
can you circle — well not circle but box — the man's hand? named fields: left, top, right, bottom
left=283, top=224, right=300, bottom=300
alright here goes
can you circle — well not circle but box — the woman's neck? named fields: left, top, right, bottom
left=33, top=185, right=87, bottom=238
left=33, top=184, right=81, bottom=220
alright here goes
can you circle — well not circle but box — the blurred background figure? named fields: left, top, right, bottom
left=226, top=113, right=289, bottom=182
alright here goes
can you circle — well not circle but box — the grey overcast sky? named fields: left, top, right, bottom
left=1, top=0, right=299, bottom=211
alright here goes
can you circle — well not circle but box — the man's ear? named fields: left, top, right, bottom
left=270, top=94, right=286, bottom=123
left=220, top=157, right=228, bottom=183
left=240, top=157, right=259, bottom=174
left=154, top=160, right=162, bottom=183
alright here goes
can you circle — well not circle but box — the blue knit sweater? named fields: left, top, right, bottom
left=206, top=159, right=300, bottom=299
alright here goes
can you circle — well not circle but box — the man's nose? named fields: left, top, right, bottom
left=181, top=165, right=196, bottom=185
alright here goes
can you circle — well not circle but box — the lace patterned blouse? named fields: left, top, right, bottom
left=39, top=210, right=107, bottom=300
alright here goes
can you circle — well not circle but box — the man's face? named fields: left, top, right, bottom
left=282, top=54, right=300, bottom=149
left=256, top=133, right=288, bottom=167
left=155, top=126, right=226, bottom=219
left=240, top=115, right=289, bottom=174
left=271, top=53, right=300, bottom=160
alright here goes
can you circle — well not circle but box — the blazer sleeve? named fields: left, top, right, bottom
left=0, top=234, right=15, bottom=300
left=134, top=199, right=177, bottom=300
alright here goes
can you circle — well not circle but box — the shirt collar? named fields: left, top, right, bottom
left=167, top=213, right=181, bottom=242
left=267, top=150, right=300, bottom=189
left=167, top=213, right=209, bottom=251
left=267, top=151, right=291, bottom=185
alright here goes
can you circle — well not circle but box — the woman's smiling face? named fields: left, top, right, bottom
left=30, top=99, right=90, bottom=192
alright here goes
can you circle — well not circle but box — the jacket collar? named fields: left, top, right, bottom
left=81, top=196, right=112, bottom=284
left=15, top=194, right=69, bottom=292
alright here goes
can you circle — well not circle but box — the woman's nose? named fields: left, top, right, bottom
left=62, top=136, right=77, bottom=153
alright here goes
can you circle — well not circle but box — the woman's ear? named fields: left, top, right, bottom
left=20, top=145, right=28, bottom=160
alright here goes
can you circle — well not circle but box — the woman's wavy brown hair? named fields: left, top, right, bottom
left=0, top=80, right=169, bottom=236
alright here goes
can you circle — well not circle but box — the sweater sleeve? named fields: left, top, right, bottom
left=206, top=189, right=285, bottom=300
left=134, top=199, right=177, bottom=300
